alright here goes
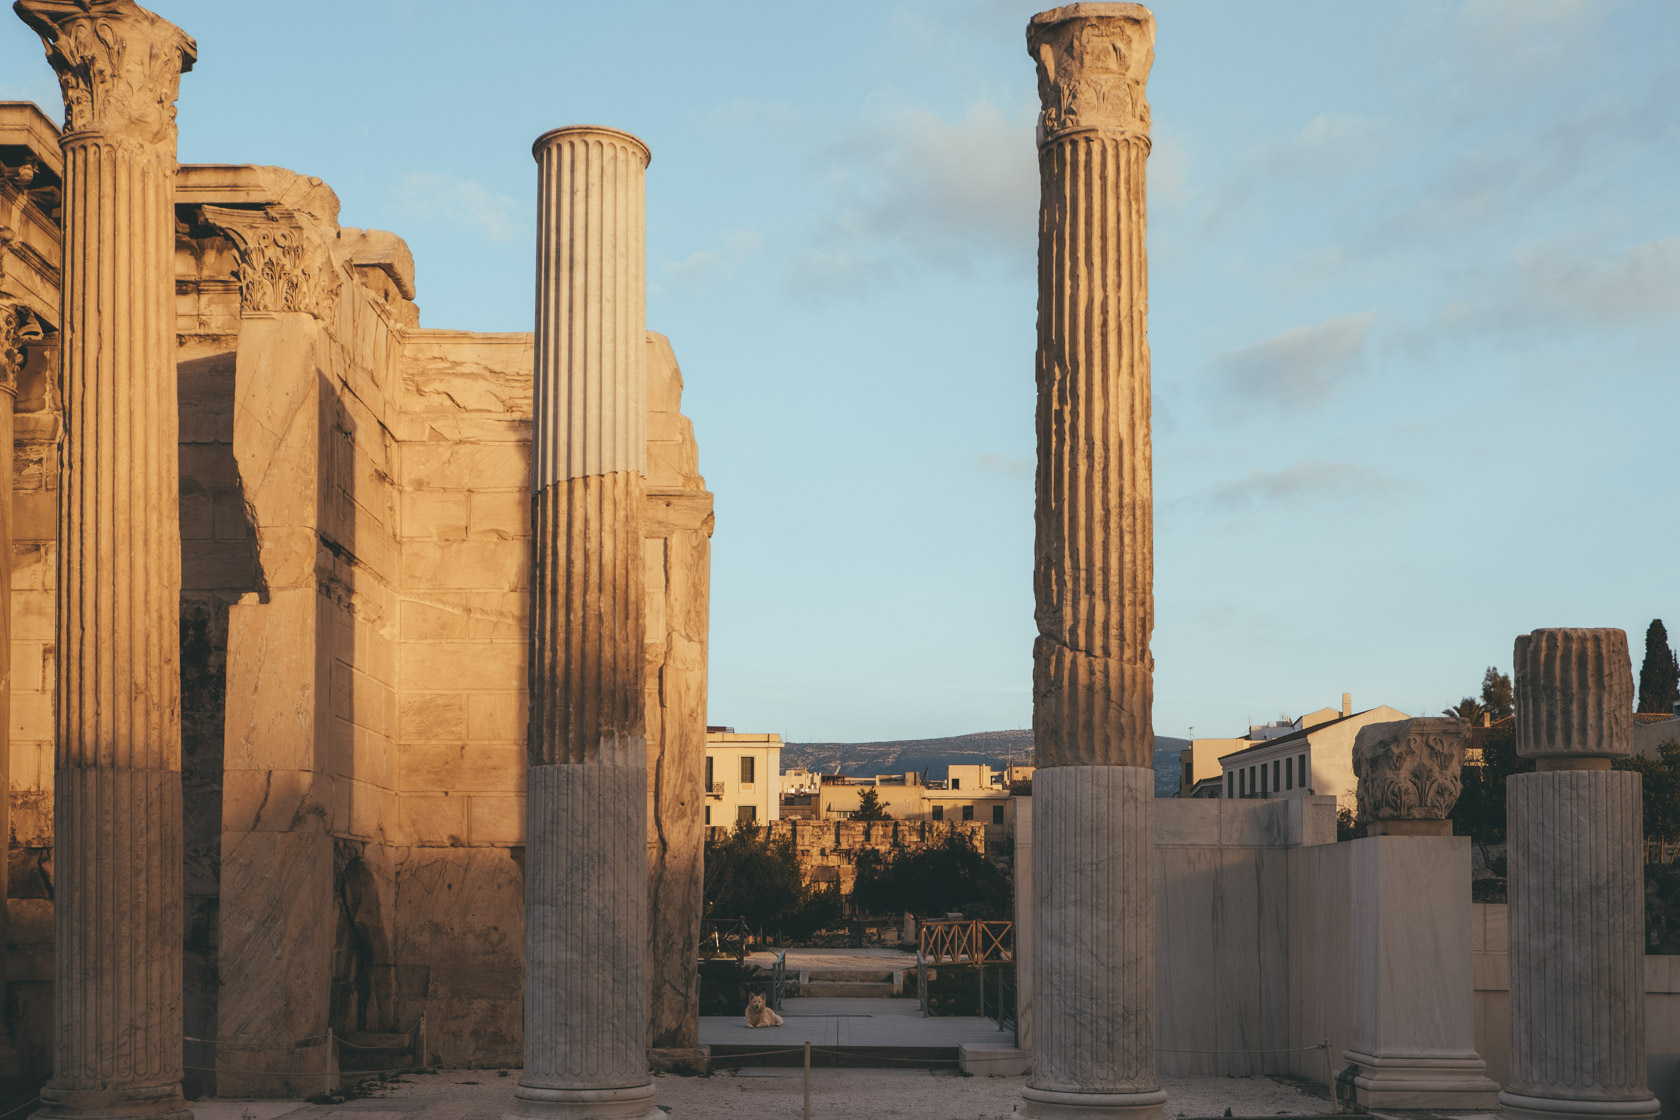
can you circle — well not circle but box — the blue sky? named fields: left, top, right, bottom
left=4, top=1, right=1676, bottom=742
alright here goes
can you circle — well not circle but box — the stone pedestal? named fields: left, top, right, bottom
left=512, top=125, right=659, bottom=1120
left=1339, top=836, right=1500, bottom=1108
left=13, top=3, right=196, bottom=1117
left=1500, top=629, right=1658, bottom=1120
left=1023, top=5, right=1162, bottom=1117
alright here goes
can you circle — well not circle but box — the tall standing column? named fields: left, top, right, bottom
left=1024, top=6, right=1162, bottom=1119
left=13, top=4, right=195, bottom=1118
left=1500, top=629, right=1659, bottom=1120
left=511, top=126, right=660, bottom=1120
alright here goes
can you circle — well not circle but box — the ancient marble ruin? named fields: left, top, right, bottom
left=0, top=2, right=1672, bottom=1119
left=1025, top=4, right=1162, bottom=1119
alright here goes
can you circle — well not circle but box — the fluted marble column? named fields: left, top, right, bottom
left=511, top=125, right=659, bottom=1120
left=1501, top=629, right=1658, bottom=1120
left=13, top=3, right=195, bottom=1118
left=1024, top=6, right=1162, bottom=1118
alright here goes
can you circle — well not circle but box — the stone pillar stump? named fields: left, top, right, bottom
left=1500, top=629, right=1658, bottom=1120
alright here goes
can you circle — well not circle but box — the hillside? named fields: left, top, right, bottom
left=782, top=731, right=1191, bottom=797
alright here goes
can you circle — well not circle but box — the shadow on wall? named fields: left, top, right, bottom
left=178, top=349, right=264, bottom=1098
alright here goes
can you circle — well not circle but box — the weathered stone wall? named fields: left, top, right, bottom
left=704, top=819, right=988, bottom=896
left=391, top=329, right=534, bottom=1064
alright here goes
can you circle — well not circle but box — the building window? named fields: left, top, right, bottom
left=737, top=804, right=756, bottom=824
left=932, top=805, right=944, bottom=821
left=1226, top=771, right=1234, bottom=798
left=1237, top=770, right=1244, bottom=797
left=962, top=804, right=974, bottom=822
left=740, top=756, right=755, bottom=784
left=951, top=777, right=961, bottom=790
left=992, top=804, right=1004, bottom=825
left=705, top=806, right=711, bottom=825
left=1273, top=759, right=1281, bottom=792
left=1298, top=754, right=1307, bottom=788
left=1183, top=762, right=1193, bottom=789
left=706, top=756, right=714, bottom=790
left=1285, top=760, right=1293, bottom=791
left=1249, top=765, right=1257, bottom=796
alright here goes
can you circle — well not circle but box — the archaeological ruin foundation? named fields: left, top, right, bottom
left=0, top=2, right=1670, bottom=1119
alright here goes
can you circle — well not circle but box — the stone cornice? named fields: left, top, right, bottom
left=1028, top=3, right=1154, bottom=149
left=199, top=204, right=342, bottom=321
left=15, top=0, right=196, bottom=146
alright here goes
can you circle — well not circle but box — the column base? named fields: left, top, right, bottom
left=504, top=1082, right=662, bottom=1120
left=648, top=1046, right=709, bottom=1075
left=1018, top=1086, right=1167, bottom=1119
left=34, top=1082, right=191, bottom=1120
left=1499, top=1091, right=1661, bottom=1120
left=1341, top=1050, right=1501, bottom=1110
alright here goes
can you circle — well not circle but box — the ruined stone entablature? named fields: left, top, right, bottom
left=199, top=204, right=343, bottom=321
left=15, top=0, right=195, bottom=145
left=1028, top=3, right=1153, bottom=149
left=1351, top=717, right=1468, bottom=825
left=1514, top=627, right=1634, bottom=762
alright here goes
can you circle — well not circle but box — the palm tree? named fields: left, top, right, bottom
left=1442, top=697, right=1484, bottom=722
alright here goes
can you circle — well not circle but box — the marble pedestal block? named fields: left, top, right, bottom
left=1022, top=767, right=1164, bottom=1120
left=1339, top=835, right=1499, bottom=1109
left=1500, top=771, right=1658, bottom=1120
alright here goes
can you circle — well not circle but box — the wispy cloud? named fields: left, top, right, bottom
left=392, top=173, right=524, bottom=244
left=1208, top=312, right=1374, bottom=414
left=1189, top=461, right=1397, bottom=514
left=784, top=96, right=1037, bottom=296
left=658, top=229, right=764, bottom=293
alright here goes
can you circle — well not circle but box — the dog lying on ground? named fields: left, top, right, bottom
left=745, top=992, right=783, bottom=1028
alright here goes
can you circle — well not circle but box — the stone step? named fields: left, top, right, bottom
left=805, top=969, right=894, bottom=983
left=803, top=980, right=896, bottom=999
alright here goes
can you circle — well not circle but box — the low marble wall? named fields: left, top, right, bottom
left=1472, top=903, right=1680, bottom=1118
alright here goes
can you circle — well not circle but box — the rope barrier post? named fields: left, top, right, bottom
left=419, top=1011, right=428, bottom=1071
left=1323, top=1039, right=1336, bottom=1113
left=326, top=1027, right=335, bottom=1096
left=802, top=1041, right=811, bottom=1120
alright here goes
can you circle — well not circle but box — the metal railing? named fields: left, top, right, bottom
left=918, top=919, right=1013, bottom=963
left=769, top=949, right=789, bottom=1011
left=699, top=917, right=748, bottom=963
left=707, top=781, right=725, bottom=797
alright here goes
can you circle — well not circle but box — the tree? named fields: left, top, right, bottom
left=852, top=787, right=891, bottom=821
left=850, top=831, right=1011, bottom=920
left=1442, top=697, right=1484, bottom=722
left=1638, top=619, right=1679, bottom=715
left=1615, top=742, right=1680, bottom=844
left=1480, top=667, right=1513, bottom=721
left=1450, top=717, right=1533, bottom=851
left=703, top=822, right=803, bottom=932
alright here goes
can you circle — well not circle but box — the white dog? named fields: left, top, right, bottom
left=745, top=992, right=783, bottom=1028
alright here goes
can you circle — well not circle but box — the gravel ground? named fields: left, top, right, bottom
left=195, top=1066, right=1337, bottom=1120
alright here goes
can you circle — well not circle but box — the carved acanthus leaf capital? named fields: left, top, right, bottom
left=14, top=0, right=196, bottom=145
left=1027, top=3, right=1154, bottom=148
left=0, top=297, right=41, bottom=397
left=1352, top=717, right=1469, bottom=824
left=200, top=205, right=342, bottom=321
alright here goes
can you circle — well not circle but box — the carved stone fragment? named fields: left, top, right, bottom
left=1352, top=717, right=1468, bottom=826
left=200, top=204, right=342, bottom=320
left=1514, top=627, right=1634, bottom=761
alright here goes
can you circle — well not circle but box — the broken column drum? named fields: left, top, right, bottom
left=1024, top=5, right=1163, bottom=1119
left=1500, top=629, right=1659, bottom=1120
left=510, top=126, right=660, bottom=1120
left=12, top=2, right=196, bottom=1118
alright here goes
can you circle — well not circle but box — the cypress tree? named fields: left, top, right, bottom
left=1638, top=619, right=1679, bottom=714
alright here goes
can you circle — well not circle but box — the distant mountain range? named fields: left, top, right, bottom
left=781, top=730, right=1191, bottom=797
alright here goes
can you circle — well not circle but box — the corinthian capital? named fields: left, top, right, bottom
left=200, top=205, right=342, bottom=321
left=0, top=297, right=40, bottom=397
left=1027, top=3, right=1154, bottom=148
left=1352, top=717, right=1469, bottom=826
left=14, top=0, right=196, bottom=145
